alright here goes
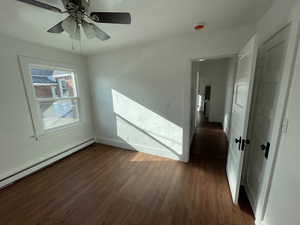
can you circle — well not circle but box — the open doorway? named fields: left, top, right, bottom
left=189, top=55, right=238, bottom=160
left=189, top=54, right=255, bottom=217
left=189, top=35, right=259, bottom=216
left=189, top=36, right=260, bottom=213
left=203, top=85, right=211, bottom=121
left=190, top=56, right=237, bottom=140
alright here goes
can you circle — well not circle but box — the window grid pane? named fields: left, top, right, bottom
left=30, top=66, right=80, bottom=131
left=32, top=68, right=77, bottom=99
left=39, top=99, right=79, bottom=130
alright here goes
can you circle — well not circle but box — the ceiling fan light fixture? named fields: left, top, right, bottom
left=62, top=16, right=76, bottom=34
left=72, top=24, right=81, bottom=41
left=61, top=16, right=80, bottom=40
left=82, top=21, right=96, bottom=39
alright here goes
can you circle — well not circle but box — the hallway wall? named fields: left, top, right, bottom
left=197, top=58, right=230, bottom=124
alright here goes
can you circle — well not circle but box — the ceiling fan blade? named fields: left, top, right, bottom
left=92, top=24, right=110, bottom=41
left=90, top=12, right=131, bottom=24
left=92, top=25, right=110, bottom=41
left=17, top=0, right=62, bottom=13
left=82, top=21, right=110, bottom=41
left=62, top=16, right=76, bottom=34
left=81, top=21, right=96, bottom=39
left=47, top=21, right=64, bottom=33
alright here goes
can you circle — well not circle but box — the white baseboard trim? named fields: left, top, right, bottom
left=255, top=220, right=264, bottom=225
left=96, top=136, right=182, bottom=161
left=97, top=136, right=135, bottom=151
left=0, top=138, right=95, bottom=189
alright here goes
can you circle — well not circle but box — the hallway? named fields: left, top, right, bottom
left=190, top=121, right=228, bottom=161
left=190, top=121, right=254, bottom=224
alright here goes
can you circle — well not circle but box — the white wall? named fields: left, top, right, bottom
left=0, top=34, right=94, bottom=182
left=197, top=58, right=230, bottom=124
left=254, top=0, right=300, bottom=225
left=256, top=0, right=297, bottom=45
left=223, top=57, right=237, bottom=137
left=88, top=25, right=255, bottom=161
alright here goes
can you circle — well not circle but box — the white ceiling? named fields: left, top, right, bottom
left=0, top=0, right=274, bottom=55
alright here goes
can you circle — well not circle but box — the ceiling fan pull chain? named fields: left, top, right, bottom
left=72, top=22, right=78, bottom=50
left=72, top=38, right=75, bottom=50
left=80, top=37, right=82, bottom=54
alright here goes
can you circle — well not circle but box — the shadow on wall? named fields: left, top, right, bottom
left=96, top=88, right=184, bottom=160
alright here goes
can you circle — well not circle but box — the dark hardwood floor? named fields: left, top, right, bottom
left=0, top=123, right=254, bottom=225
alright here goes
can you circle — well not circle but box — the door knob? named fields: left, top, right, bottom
left=260, top=142, right=270, bottom=159
left=241, top=139, right=250, bottom=151
left=260, top=144, right=266, bottom=150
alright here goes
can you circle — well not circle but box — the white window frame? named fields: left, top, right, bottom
left=18, top=56, right=81, bottom=139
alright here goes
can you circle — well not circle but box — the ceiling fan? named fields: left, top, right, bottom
left=16, top=0, right=132, bottom=41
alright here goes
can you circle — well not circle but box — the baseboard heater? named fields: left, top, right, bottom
left=0, top=138, right=95, bottom=189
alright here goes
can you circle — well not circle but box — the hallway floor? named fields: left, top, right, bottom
left=0, top=123, right=254, bottom=225
left=190, top=121, right=254, bottom=224
left=190, top=121, right=228, bottom=161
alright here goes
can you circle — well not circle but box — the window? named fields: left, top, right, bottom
left=31, top=66, right=80, bottom=130
left=19, top=56, right=81, bottom=136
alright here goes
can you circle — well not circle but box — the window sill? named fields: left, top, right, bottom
left=35, top=120, right=82, bottom=139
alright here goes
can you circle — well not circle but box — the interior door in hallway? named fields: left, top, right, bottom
left=244, top=26, right=290, bottom=213
left=226, top=35, right=258, bottom=204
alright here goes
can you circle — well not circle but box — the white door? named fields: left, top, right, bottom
left=226, top=36, right=258, bottom=204
left=244, top=26, right=290, bottom=213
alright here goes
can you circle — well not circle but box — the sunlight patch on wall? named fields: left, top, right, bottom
left=112, top=89, right=183, bottom=157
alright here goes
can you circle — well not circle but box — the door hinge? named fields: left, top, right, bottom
left=281, top=118, right=289, bottom=134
